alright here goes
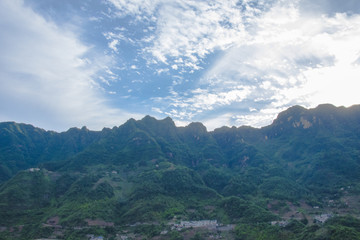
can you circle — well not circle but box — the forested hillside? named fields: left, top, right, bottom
left=1, top=104, right=360, bottom=239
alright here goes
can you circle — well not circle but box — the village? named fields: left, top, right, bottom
left=27, top=218, right=236, bottom=240
left=28, top=212, right=338, bottom=240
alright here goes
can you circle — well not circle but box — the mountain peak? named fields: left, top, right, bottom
left=141, top=115, right=157, bottom=121
left=275, top=105, right=306, bottom=120
left=314, top=103, right=337, bottom=110
left=140, top=115, right=176, bottom=127
left=186, top=122, right=207, bottom=133
left=139, top=115, right=176, bottom=128
left=1, top=104, right=360, bottom=240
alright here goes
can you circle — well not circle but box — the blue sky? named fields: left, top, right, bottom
left=1, top=0, right=360, bottom=131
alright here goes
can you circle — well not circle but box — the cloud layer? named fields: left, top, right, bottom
left=108, top=0, right=360, bottom=129
left=0, top=0, right=140, bottom=131
left=201, top=2, right=360, bottom=128
left=108, top=0, right=269, bottom=69
left=1, top=0, right=360, bottom=131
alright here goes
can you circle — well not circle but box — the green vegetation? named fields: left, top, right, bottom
left=0, top=104, right=360, bottom=239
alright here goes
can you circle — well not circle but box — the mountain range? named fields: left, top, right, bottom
left=1, top=104, right=360, bottom=240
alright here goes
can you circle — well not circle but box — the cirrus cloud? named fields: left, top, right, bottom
left=107, top=0, right=272, bottom=70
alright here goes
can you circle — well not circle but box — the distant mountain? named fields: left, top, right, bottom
left=1, top=104, right=360, bottom=239
left=0, top=122, right=104, bottom=182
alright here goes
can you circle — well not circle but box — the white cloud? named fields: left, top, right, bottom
left=20, top=0, right=357, bottom=130
left=233, top=109, right=281, bottom=128
left=103, top=30, right=135, bottom=53
left=201, top=113, right=233, bottom=131
left=186, top=87, right=253, bottom=111
left=146, top=0, right=254, bottom=68
left=152, top=86, right=253, bottom=124
left=107, top=0, right=269, bottom=69
left=151, top=107, right=163, bottom=114
left=108, top=39, right=119, bottom=52
left=107, top=0, right=163, bottom=16
left=0, top=0, right=140, bottom=131
left=141, top=0, right=360, bottom=129
left=198, top=1, right=360, bottom=128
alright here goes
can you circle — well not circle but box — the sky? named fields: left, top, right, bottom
left=1, top=0, right=360, bottom=132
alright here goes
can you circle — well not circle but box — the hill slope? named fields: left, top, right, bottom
left=1, top=104, right=360, bottom=239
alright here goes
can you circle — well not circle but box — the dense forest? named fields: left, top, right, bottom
left=1, top=104, right=360, bottom=239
